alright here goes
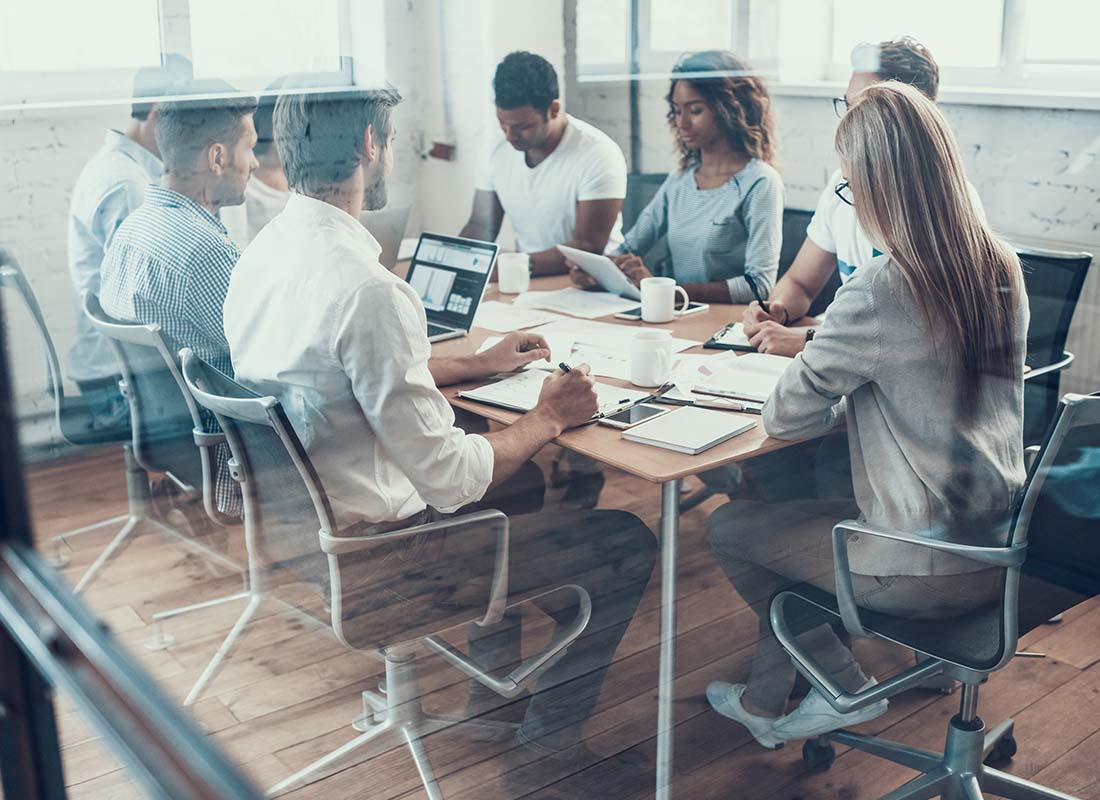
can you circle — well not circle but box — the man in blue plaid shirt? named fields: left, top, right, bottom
left=101, top=81, right=258, bottom=517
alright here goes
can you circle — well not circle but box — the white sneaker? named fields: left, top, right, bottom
left=706, top=681, right=784, bottom=750
left=773, top=678, right=888, bottom=741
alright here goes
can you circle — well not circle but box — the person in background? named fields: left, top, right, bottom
left=743, top=35, right=985, bottom=356
left=460, top=51, right=627, bottom=277
left=99, top=80, right=258, bottom=516
left=65, top=56, right=190, bottom=430
left=221, top=80, right=290, bottom=248
left=571, top=50, right=782, bottom=304
left=705, top=81, right=1026, bottom=748
left=224, top=87, right=656, bottom=791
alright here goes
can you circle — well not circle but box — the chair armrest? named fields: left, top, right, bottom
left=424, top=583, right=592, bottom=698
left=192, top=428, right=226, bottom=448
left=830, top=520, right=1026, bottom=638
left=1024, top=351, right=1074, bottom=381
left=319, top=509, right=511, bottom=627
left=1024, top=445, right=1042, bottom=471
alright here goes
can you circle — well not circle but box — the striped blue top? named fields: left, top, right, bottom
left=614, top=159, right=783, bottom=303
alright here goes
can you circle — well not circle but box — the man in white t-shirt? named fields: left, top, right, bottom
left=460, top=51, right=627, bottom=277
left=744, top=36, right=985, bottom=357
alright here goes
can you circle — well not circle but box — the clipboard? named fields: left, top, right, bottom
left=704, top=322, right=757, bottom=352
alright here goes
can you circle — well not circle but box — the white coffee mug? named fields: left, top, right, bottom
left=497, top=252, right=531, bottom=294
left=640, top=277, right=690, bottom=323
left=630, top=329, right=674, bottom=387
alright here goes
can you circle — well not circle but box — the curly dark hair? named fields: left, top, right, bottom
left=493, top=51, right=559, bottom=115
left=665, top=51, right=777, bottom=170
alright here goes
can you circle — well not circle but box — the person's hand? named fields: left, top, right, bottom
left=618, top=254, right=654, bottom=287
left=567, top=260, right=600, bottom=290
left=748, top=321, right=810, bottom=357
left=479, top=332, right=551, bottom=373
left=742, top=300, right=789, bottom=336
left=534, top=364, right=599, bottom=431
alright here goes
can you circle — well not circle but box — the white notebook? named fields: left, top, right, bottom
left=692, top=353, right=792, bottom=403
left=622, top=407, right=756, bottom=455
left=458, top=371, right=648, bottom=417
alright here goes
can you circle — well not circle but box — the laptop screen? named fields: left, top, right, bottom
left=406, top=233, right=497, bottom=332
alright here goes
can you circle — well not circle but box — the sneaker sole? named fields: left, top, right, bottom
left=774, top=701, right=888, bottom=740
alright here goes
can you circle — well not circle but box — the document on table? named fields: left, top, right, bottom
left=705, top=322, right=754, bottom=351
left=513, top=288, right=641, bottom=319
left=472, top=301, right=566, bottom=332
left=477, top=334, right=575, bottom=369
left=458, top=371, right=649, bottom=417
left=692, top=352, right=793, bottom=403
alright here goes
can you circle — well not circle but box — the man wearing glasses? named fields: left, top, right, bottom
left=744, top=36, right=985, bottom=356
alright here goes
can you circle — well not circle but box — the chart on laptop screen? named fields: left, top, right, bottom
left=407, top=235, right=496, bottom=329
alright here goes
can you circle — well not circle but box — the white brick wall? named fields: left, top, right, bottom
left=578, top=80, right=1100, bottom=395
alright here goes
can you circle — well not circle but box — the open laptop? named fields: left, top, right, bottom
left=360, top=205, right=411, bottom=270
left=405, top=233, right=498, bottom=343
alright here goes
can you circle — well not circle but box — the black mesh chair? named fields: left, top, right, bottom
left=179, top=349, right=592, bottom=799
left=0, top=250, right=158, bottom=584
left=770, top=393, right=1100, bottom=800
left=1017, top=245, right=1093, bottom=445
left=777, top=208, right=841, bottom=319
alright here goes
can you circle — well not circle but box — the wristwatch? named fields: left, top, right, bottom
left=805, top=328, right=816, bottom=343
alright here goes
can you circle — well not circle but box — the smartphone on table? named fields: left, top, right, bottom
left=614, top=302, right=710, bottom=320
left=597, top=403, right=673, bottom=429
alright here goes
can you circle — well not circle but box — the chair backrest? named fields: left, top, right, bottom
left=1017, top=245, right=1093, bottom=443
left=623, top=172, right=667, bottom=230
left=81, top=291, right=211, bottom=501
left=776, top=208, right=841, bottom=318
left=178, top=349, right=337, bottom=592
left=0, top=255, right=64, bottom=401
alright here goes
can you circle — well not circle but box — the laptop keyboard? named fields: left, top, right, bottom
left=427, top=323, right=451, bottom=339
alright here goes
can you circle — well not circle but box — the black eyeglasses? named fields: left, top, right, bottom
left=832, top=96, right=849, bottom=119
left=834, top=181, right=854, bottom=206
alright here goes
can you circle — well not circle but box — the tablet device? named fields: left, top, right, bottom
left=557, top=244, right=641, bottom=301
left=614, top=302, right=709, bottom=320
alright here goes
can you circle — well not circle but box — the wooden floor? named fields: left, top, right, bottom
left=23, top=445, right=1100, bottom=799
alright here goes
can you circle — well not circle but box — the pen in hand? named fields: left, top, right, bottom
left=558, top=362, right=572, bottom=373
left=744, top=274, right=770, bottom=314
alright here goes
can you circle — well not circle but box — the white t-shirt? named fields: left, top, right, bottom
left=476, top=114, right=627, bottom=253
left=806, top=167, right=987, bottom=285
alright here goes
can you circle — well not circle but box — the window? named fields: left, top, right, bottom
left=189, top=0, right=343, bottom=87
left=0, top=0, right=160, bottom=72
left=830, top=0, right=1003, bottom=69
left=1024, top=0, right=1100, bottom=65
left=649, top=0, right=733, bottom=53
left=577, top=0, right=630, bottom=70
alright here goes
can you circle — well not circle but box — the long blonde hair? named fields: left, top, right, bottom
left=835, top=81, right=1021, bottom=420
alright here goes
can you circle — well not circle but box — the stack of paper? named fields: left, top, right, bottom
left=523, top=319, right=700, bottom=380
left=472, top=302, right=566, bottom=332
left=458, top=371, right=649, bottom=417
left=623, top=407, right=756, bottom=455
left=692, top=353, right=793, bottom=403
left=513, top=288, right=640, bottom=319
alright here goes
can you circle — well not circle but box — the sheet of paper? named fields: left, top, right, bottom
left=669, top=352, right=740, bottom=389
left=693, top=352, right=793, bottom=402
left=513, top=288, right=641, bottom=319
left=711, top=322, right=752, bottom=348
left=477, top=334, right=575, bottom=370
left=532, top=319, right=700, bottom=354
left=472, top=301, right=566, bottom=333
left=459, top=371, right=648, bottom=416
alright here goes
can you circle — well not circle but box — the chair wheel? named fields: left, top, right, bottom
left=803, top=739, right=836, bottom=771
left=985, top=735, right=1017, bottom=764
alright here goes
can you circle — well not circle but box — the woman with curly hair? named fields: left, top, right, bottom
left=570, top=50, right=783, bottom=303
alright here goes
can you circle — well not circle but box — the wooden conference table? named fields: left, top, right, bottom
left=433, top=274, right=801, bottom=800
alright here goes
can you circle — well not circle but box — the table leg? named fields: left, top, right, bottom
left=656, top=477, right=680, bottom=800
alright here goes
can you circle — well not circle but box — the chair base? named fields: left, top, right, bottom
left=266, top=646, right=518, bottom=799
left=818, top=712, right=1080, bottom=800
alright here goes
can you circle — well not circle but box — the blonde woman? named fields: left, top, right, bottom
left=704, top=81, right=1028, bottom=747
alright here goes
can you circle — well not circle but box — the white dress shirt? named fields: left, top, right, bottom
left=223, top=193, right=494, bottom=526
left=67, top=129, right=163, bottom=382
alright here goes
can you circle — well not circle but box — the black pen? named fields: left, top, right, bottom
left=558, top=362, right=571, bottom=373
left=744, top=274, right=770, bottom=314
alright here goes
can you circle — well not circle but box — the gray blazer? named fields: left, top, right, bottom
left=763, top=254, right=1029, bottom=576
